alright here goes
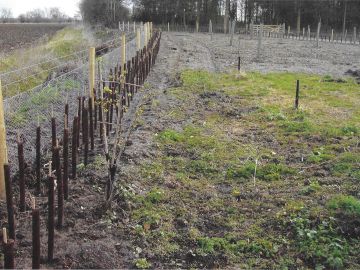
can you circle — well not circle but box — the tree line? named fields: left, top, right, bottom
left=131, top=0, right=360, bottom=33
left=0, top=7, right=77, bottom=23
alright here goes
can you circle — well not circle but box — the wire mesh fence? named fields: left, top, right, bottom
left=3, top=31, right=140, bottom=172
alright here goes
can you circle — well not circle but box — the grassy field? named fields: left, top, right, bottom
left=125, top=70, right=360, bottom=269
left=0, top=26, right=92, bottom=97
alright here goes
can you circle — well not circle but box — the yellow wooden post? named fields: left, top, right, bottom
left=136, top=28, right=141, bottom=51
left=0, top=80, right=8, bottom=200
left=121, top=33, right=126, bottom=71
left=89, top=47, right=95, bottom=98
left=144, top=23, right=148, bottom=45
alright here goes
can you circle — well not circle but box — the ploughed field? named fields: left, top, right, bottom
left=0, top=23, right=67, bottom=54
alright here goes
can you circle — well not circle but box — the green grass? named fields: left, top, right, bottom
left=9, top=85, right=61, bottom=126
left=1, top=27, right=91, bottom=97
left=327, top=195, right=360, bottom=216
left=128, top=70, right=360, bottom=269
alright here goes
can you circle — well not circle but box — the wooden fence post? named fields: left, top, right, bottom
left=354, top=27, right=357, bottom=44
left=257, top=24, right=263, bottom=60
left=89, top=47, right=95, bottom=102
left=137, top=28, right=141, bottom=51
left=168, top=22, right=170, bottom=32
left=0, top=80, right=7, bottom=200
left=316, top=21, right=321, bottom=47
left=121, top=33, right=126, bottom=73
left=144, top=23, right=148, bottom=45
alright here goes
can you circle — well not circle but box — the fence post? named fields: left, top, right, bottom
left=144, top=23, right=148, bottom=44
left=331, top=29, right=334, bottom=43
left=121, top=33, right=126, bottom=73
left=354, top=27, right=357, bottom=44
left=89, top=47, right=95, bottom=100
left=0, top=80, right=7, bottom=200
left=250, top=22, right=254, bottom=39
left=168, top=22, right=170, bottom=32
left=307, top=25, right=310, bottom=40
left=287, top=25, right=290, bottom=38
left=230, top=20, right=235, bottom=46
left=257, top=24, right=263, bottom=60
left=316, top=21, right=321, bottom=47
left=137, top=28, right=141, bottom=51
left=209, top=20, right=213, bottom=40
left=134, top=21, right=136, bottom=33
left=302, top=27, right=305, bottom=40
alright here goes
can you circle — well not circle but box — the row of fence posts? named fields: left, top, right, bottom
left=119, top=21, right=154, bottom=36
left=0, top=23, right=161, bottom=268
left=165, top=20, right=359, bottom=46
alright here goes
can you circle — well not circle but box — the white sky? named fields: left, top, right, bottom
left=0, top=0, right=81, bottom=17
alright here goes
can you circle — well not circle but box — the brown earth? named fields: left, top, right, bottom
left=0, top=31, right=359, bottom=269
left=0, top=23, right=67, bottom=54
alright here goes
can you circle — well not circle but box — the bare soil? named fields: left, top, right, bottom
left=0, top=32, right=359, bottom=269
left=0, top=23, right=67, bottom=54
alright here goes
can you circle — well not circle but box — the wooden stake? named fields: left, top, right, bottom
left=83, top=107, right=89, bottom=166
left=71, top=117, right=78, bottom=179
left=316, top=21, right=321, bottom=47
left=36, top=124, right=41, bottom=194
left=89, top=47, right=96, bottom=100
left=136, top=28, right=141, bottom=51
left=0, top=80, right=7, bottom=200
left=89, top=98, right=94, bottom=151
left=4, top=164, right=15, bottom=240
left=121, top=33, right=126, bottom=74
left=63, top=127, right=69, bottom=200
left=54, top=144, right=63, bottom=228
left=3, top=227, right=14, bottom=269
left=17, top=135, right=26, bottom=212
left=32, top=198, right=40, bottom=269
left=295, top=80, right=300, bottom=109
left=47, top=175, right=55, bottom=261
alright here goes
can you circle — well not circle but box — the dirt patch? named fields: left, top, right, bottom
left=0, top=23, right=67, bottom=54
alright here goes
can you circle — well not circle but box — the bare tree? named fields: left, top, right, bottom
left=0, top=8, right=13, bottom=22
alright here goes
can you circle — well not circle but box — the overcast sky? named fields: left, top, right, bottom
left=0, top=0, right=81, bottom=17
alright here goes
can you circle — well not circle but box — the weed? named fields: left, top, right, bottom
left=327, top=195, right=360, bottom=216
left=134, top=258, right=151, bottom=269
left=290, top=215, right=349, bottom=269
left=145, top=188, right=165, bottom=204
left=157, top=129, right=183, bottom=142
left=227, top=162, right=295, bottom=182
left=196, top=236, right=276, bottom=258
left=307, top=148, right=334, bottom=164
left=300, top=180, right=321, bottom=195
left=331, top=152, right=359, bottom=178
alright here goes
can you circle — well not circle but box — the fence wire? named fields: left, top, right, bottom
left=3, top=31, right=139, bottom=172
